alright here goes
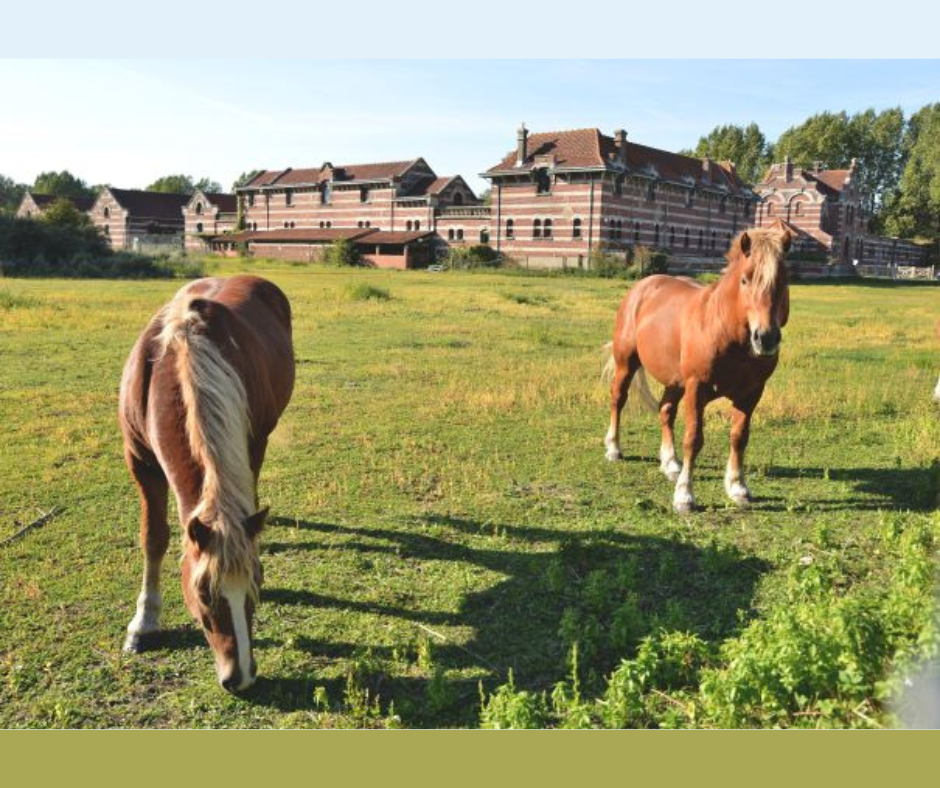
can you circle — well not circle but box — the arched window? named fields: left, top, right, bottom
left=448, top=229, right=455, bottom=240
left=711, top=231, right=717, bottom=249
left=326, top=221, right=332, bottom=228
left=285, top=191, right=292, bottom=207
left=698, top=229, right=704, bottom=248
left=415, top=220, right=421, bottom=230
left=669, top=226, right=676, bottom=247
left=453, top=192, right=464, bottom=206
left=322, top=184, right=331, bottom=204
left=743, top=202, right=750, bottom=218
left=359, top=187, right=369, bottom=203
left=506, top=218, right=514, bottom=239
left=357, top=221, right=364, bottom=228
left=536, top=168, right=551, bottom=194
left=634, top=222, right=641, bottom=242
left=572, top=218, right=582, bottom=238
left=543, top=219, right=553, bottom=239
left=290, top=221, right=295, bottom=229
left=195, top=202, right=203, bottom=215
left=456, top=229, right=464, bottom=241
left=406, top=221, right=413, bottom=231
left=686, top=190, right=694, bottom=208
left=284, top=221, right=289, bottom=228
left=248, top=194, right=255, bottom=207
left=319, top=221, right=325, bottom=228
left=533, top=219, right=542, bottom=239
left=684, top=228, right=690, bottom=248
left=614, top=176, right=623, bottom=196
left=719, top=197, right=727, bottom=214
left=480, top=229, right=490, bottom=244
left=103, top=207, right=110, bottom=219
left=646, top=182, right=656, bottom=202
left=365, top=221, right=370, bottom=228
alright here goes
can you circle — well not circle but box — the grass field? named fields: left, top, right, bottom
left=1, top=261, right=938, bottom=728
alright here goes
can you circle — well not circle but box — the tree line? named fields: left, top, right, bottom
left=0, top=171, right=263, bottom=216
left=681, top=102, right=940, bottom=243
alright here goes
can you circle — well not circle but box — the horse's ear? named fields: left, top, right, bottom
left=244, top=506, right=269, bottom=539
left=772, top=219, right=796, bottom=252
left=739, top=231, right=751, bottom=257
left=187, top=517, right=213, bottom=551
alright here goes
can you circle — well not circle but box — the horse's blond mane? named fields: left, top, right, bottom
left=725, top=228, right=786, bottom=295
left=158, top=284, right=259, bottom=604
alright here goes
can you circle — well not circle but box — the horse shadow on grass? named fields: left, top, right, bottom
left=244, top=514, right=770, bottom=726
left=761, top=461, right=939, bottom=512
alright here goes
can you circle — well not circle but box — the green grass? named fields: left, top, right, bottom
left=346, top=282, right=391, bottom=302
left=0, top=262, right=938, bottom=728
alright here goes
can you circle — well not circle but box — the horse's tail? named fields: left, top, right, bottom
left=630, top=367, right=659, bottom=413
left=159, top=289, right=258, bottom=600
left=601, top=341, right=658, bottom=413
left=601, top=341, right=616, bottom=385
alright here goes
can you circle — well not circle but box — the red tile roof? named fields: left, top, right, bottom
left=200, top=192, right=238, bottom=213
left=243, top=160, right=420, bottom=189
left=426, top=176, right=456, bottom=195
left=356, top=230, right=433, bottom=245
left=223, top=227, right=376, bottom=243
left=29, top=193, right=97, bottom=212
left=108, top=188, right=190, bottom=219
left=486, top=127, right=751, bottom=192
left=812, top=169, right=850, bottom=192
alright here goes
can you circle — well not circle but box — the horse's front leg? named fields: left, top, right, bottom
left=123, top=453, right=170, bottom=652
left=725, top=388, right=763, bottom=507
left=674, top=382, right=706, bottom=513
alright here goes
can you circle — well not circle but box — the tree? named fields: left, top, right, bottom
left=232, top=170, right=263, bottom=191
left=146, top=174, right=195, bottom=194
left=0, top=174, right=27, bottom=215
left=688, top=123, right=771, bottom=184
left=883, top=103, right=940, bottom=243
left=32, top=170, right=95, bottom=201
left=40, top=197, right=94, bottom=230
left=194, top=177, right=223, bottom=194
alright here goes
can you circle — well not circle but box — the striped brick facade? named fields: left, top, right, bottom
left=182, top=190, right=238, bottom=251
left=753, top=158, right=924, bottom=265
left=483, top=126, right=757, bottom=269
left=89, top=188, right=188, bottom=251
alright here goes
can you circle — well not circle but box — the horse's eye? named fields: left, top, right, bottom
left=741, top=277, right=748, bottom=286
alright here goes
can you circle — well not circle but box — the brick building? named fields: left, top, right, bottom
left=753, top=158, right=924, bottom=266
left=16, top=192, right=95, bottom=219
left=482, top=125, right=758, bottom=269
left=182, top=190, right=238, bottom=251
left=225, top=158, right=480, bottom=267
left=89, top=187, right=189, bottom=251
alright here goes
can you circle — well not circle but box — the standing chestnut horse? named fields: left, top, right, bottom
left=604, top=220, right=793, bottom=513
left=119, top=275, right=294, bottom=691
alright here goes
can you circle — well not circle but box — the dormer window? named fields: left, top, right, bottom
left=646, top=182, right=656, bottom=202
left=453, top=192, right=464, bottom=206
left=614, top=175, right=624, bottom=197
left=535, top=168, right=551, bottom=195
left=322, top=183, right=331, bottom=204
left=195, top=202, right=203, bottom=215
left=248, top=194, right=255, bottom=207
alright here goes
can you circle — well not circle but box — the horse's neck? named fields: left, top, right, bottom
left=699, top=273, right=746, bottom=349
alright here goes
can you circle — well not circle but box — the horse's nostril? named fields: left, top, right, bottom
left=220, top=671, right=241, bottom=693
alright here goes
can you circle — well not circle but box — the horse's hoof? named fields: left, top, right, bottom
left=673, top=494, right=696, bottom=514
left=730, top=493, right=751, bottom=507
left=726, top=482, right=751, bottom=507
left=605, top=449, right=622, bottom=462
left=123, top=631, right=158, bottom=653
left=661, top=462, right=681, bottom=483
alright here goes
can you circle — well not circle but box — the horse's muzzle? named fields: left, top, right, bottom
left=751, top=326, right=781, bottom=356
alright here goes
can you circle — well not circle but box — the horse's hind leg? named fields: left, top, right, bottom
left=658, top=385, right=683, bottom=482
left=123, top=452, right=170, bottom=652
left=605, top=352, right=639, bottom=461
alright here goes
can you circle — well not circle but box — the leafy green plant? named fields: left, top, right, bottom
left=346, top=282, right=391, bottom=301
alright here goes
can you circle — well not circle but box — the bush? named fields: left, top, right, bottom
left=589, top=244, right=628, bottom=278
left=323, top=238, right=363, bottom=267
left=588, top=244, right=668, bottom=279
left=346, top=282, right=391, bottom=301
left=444, top=244, right=500, bottom=270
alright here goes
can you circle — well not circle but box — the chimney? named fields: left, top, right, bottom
left=702, top=156, right=712, bottom=182
left=812, top=160, right=823, bottom=173
left=614, top=129, right=628, bottom=165
left=516, top=123, right=528, bottom=167
left=784, top=155, right=793, bottom=182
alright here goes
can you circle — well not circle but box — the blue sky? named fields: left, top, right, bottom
left=2, top=60, right=939, bottom=195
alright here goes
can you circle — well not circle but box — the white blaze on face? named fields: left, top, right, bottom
left=220, top=575, right=254, bottom=691
left=934, top=375, right=940, bottom=402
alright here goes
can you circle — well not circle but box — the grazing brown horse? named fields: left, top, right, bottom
left=604, top=219, right=793, bottom=513
left=119, top=275, right=294, bottom=691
